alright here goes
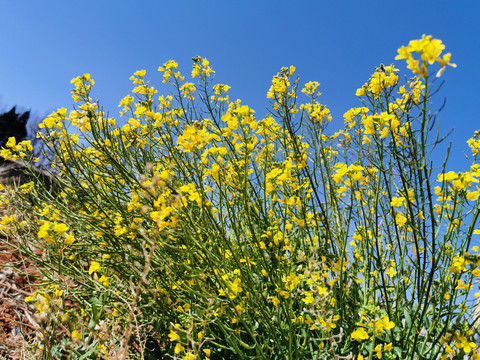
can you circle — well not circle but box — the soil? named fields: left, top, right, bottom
left=0, top=241, right=42, bottom=359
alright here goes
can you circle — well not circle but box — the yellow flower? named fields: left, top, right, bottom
left=227, top=278, right=242, bottom=298
left=386, top=267, right=397, bottom=278
left=390, top=196, right=405, bottom=208
left=174, top=343, right=185, bottom=354
left=64, top=234, right=75, bottom=245
left=72, top=330, right=82, bottom=340
left=301, top=81, right=320, bottom=96
left=410, top=58, right=425, bottom=75
left=37, top=222, right=51, bottom=238
left=455, top=279, right=472, bottom=291
left=395, top=46, right=411, bottom=60
left=88, top=261, right=101, bottom=275
left=373, top=316, right=395, bottom=334
left=449, top=255, right=467, bottom=274
left=302, top=292, right=315, bottom=304
left=0, top=214, right=15, bottom=226
left=54, top=223, right=69, bottom=234
left=467, top=190, right=479, bottom=201
left=133, top=69, right=146, bottom=78
left=183, top=352, right=195, bottom=360
left=438, top=171, right=458, bottom=183
left=438, top=52, right=456, bottom=68
left=284, top=272, right=301, bottom=290
left=395, top=35, right=454, bottom=76
left=168, top=329, right=180, bottom=342
left=351, top=327, right=369, bottom=341
left=455, top=335, right=476, bottom=353
left=395, top=213, right=407, bottom=227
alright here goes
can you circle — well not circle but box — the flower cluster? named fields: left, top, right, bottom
left=395, top=34, right=456, bottom=76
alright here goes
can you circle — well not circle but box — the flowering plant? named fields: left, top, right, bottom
left=2, top=35, right=479, bottom=359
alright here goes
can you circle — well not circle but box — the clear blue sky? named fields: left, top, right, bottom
left=1, top=1, right=479, bottom=170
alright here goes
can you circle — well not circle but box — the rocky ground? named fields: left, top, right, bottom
left=0, top=241, right=41, bottom=359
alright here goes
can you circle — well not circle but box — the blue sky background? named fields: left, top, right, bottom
left=0, top=1, right=479, bottom=170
